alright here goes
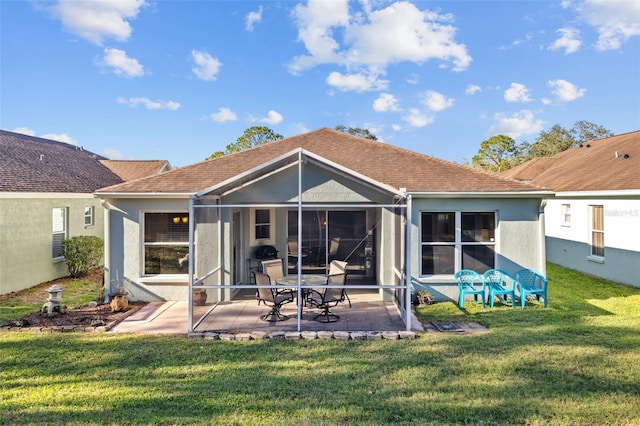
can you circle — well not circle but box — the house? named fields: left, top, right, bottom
left=0, top=130, right=170, bottom=294
left=95, top=128, right=551, bottom=331
left=501, top=130, right=640, bottom=287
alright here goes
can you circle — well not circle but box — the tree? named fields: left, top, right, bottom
left=206, top=126, right=284, bottom=160
left=335, top=125, right=378, bottom=141
left=471, top=135, right=518, bottom=172
left=523, top=121, right=613, bottom=161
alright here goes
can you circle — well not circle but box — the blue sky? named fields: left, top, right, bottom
left=1, top=0, right=639, bottom=167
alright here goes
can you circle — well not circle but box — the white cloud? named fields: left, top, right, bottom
left=422, top=90, right=454, bottom=111
left=103, top=148, right=126, bottom=160
left=98, top=48, right=144, bottom=77
left=49, top=0, right=146, bottom=45
left=403, top=108, right=434, bottom=128
left=373, top=93, right=400, bottom=112
left=406, top=73, right=419, bottom=85
left=191, top=50, right=222, bottom=81
left=260, top=110, right=283, bottom=125
left=117, top=97, right=180, bottom=110
left=504, top=83, right=532, bottom=103
left=465, top=84, right=481, bottom=95
left=547, top=79, right=586, bottom=102
left=549, top=27, right=581, bottom=54
left=326, top=71, right=388, bottom=92
left=490, top=110, right=544, bottom=138
left=41, top=132, right=79, bottom=145
left=11, top=127, right=79, bottom=145
left=11, top=127, right=36, bottom=136
left=209, top=107, right=237, bottom=123
left=289, top=1, right=471, bottom=88
left=245, top=5, right=263, bottom=31
left=577, top=0, right=640, bottom=50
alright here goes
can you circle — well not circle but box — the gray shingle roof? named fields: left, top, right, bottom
left=0, top=130, right=123, bottom=193
left=97, top=128, right=545, bottom=195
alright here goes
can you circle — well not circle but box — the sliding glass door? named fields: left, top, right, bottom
left=287, top=210, right=371, bottom=277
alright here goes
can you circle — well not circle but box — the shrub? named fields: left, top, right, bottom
left=61, top=236, right=104, bottom=278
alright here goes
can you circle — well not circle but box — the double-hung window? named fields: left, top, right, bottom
left=52, top=207, right=67, bottom=259
left=421, top=211, right=496, bottom=275
left=590, top=205, right=604, bottom=258
left=144, top=213, right=189, bottom=275
left=84, top=206, right=94, bottom=227
left=250, top=208, right=275, bottom=245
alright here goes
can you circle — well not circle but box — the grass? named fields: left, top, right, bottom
left=2, top=263, right=640, bottom=425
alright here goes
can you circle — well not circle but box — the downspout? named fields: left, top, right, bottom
left=188, top=195, right=195, bottom=333
left=101, top=199, right=111, bottom=304
left=539, top=199, right=547, bottom=277
left=404, top=194, right=412, bottom=331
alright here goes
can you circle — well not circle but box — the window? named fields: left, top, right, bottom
left=143, top=213, right=189, bottom=275
left=421, top=211, right=496, bottom=275
left=52, top=207, right=67, bottom=259
left=561, top=204, right=571, bottom=227
left=250, top=208, right=275, bottom=244
left=590, top=205, right=604, bottom=258
left=84, top=206, right=94, bottom=227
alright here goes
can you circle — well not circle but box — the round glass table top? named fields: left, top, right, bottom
left=275, top=274, right=327, bottom=285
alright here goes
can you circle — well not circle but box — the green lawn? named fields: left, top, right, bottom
left=2, top=263, right=639, bottom=425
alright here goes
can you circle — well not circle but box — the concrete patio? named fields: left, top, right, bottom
left=111, top=289, right=423, bottom=335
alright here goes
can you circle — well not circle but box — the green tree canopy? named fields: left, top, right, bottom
left=473, top=121, right=613, bottom=172
left=334, top=125, right=378, bottom=141
left=471, top=135, right=518, bottom=172
left=207, top=126, right=284, bottom=160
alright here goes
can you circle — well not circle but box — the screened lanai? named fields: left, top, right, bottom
left=185, top=149, right=412, bottom=333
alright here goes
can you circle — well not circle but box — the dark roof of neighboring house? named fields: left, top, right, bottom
left=97, top=127, right=546, bottom=195
left=0, top=130, right=123, bottom=193
left=100, top=160, right=171, bottom=181
left=500, top=130, right=640, bottom=191
left=0, top=130, right=168, bottom=193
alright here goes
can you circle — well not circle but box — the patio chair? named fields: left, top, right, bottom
left=328, top=260, right=351, bottom=307
left=483, top=269, right=516, bottom=308
left=261, top=258, right=285, bottom=283
left=515, top=269, right=548, bottom=308
left=455, top=269, right=485, bottom=309
left=253, top=271, right=295, bottom=321
left=307, top=273, right=348, bottom=323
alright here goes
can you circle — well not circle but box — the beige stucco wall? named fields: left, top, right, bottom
left=0, top=193, right=104, bottom=295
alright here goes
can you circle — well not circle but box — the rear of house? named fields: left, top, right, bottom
left=96, top=128, right=551, bottom=331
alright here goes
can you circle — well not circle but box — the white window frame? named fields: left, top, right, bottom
left=250, top=207, right=275, bottom=245
left=420, top=210, right=497, bottom=277
left=561, top=203, right=571, bottom=227
left=141, top=211, right=190, bottom=279
left=52, top=207, right=67, bottom=261
left=588, top=205, right=605, bottom=262
left=84, top=206, right=95, bottom=227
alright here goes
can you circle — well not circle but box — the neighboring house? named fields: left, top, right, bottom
left=0, top=130, right=170, bottom=295
left=501, top=130, right=639, bottom=287
left=96, top=128, right=552, bottom=330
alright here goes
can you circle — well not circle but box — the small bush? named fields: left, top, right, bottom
left=61, top=236, right=103, bottom=278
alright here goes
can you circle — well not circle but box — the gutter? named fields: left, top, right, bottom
left=407, top=190, right=555, bottom=198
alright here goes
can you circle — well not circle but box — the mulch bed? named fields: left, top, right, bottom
left=4, top=302, right=146, bottom=329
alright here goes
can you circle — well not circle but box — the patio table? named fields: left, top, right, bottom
left=275, top=274, right=328, bottom=306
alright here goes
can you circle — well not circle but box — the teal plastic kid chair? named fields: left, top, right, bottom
left=483, top=269, right=516, bottom=308
left=455, top=269, right=485, bottom=309
left=515, top=269, right=548, bottom=308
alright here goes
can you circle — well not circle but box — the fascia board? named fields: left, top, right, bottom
left=408, top=191, right=555, bottom=199
left=93, top=192, right=194, bottom=199
left=0, top=192, right=96, bottom=199
left=554, top=189, right=640, bottom=198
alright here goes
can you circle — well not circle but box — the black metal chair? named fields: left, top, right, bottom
left=307, top=273, right=348, bottom=323
left=253, top=271, right=294, bottom=321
